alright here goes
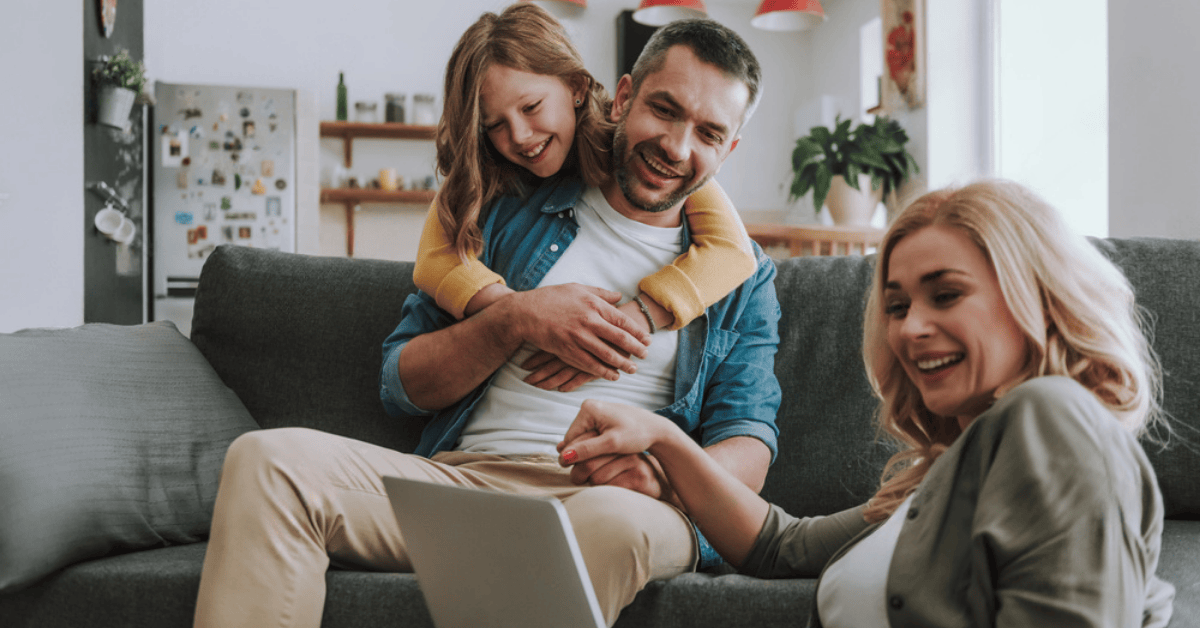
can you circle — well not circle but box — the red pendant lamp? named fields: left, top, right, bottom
left=523, top=0, right=587, bottom=6
left=632, top=0, right=708, bottom=27
left=752, top=0, right=826, bottom=31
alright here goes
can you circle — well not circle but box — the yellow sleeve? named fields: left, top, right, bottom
left=637, top=179, right=757, bottom=330
left=413, top=194, right=505, bottom=319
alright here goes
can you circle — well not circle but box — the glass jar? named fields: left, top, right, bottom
left=354, top=101, right=378, bottom=123
left=412, top=94, right=437, bottom=126
left=385, top=93, right=406, bottom=124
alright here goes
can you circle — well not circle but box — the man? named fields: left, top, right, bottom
left=194, top=19, right=780, bottom=628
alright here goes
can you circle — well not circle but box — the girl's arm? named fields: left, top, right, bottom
left=639, top=179, right=757, bottom=330
left=413, top=197, right=513, bottom=319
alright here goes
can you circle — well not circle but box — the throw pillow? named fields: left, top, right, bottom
left=0, top=320, right=259, bottom=593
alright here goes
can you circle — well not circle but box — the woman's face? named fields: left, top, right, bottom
left=884, top=225, right=1029, bottom=428
left=479, top=64, right=581, bottom=179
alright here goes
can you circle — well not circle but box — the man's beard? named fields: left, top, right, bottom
left=612, top=121, right=710, bottom=214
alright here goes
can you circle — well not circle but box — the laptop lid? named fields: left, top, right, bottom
left=383, top=476, right=606, bottom=628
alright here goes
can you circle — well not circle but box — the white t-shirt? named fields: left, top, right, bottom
left=816, top=493, right=915, bottom=628
left=457, top=187, right=682, bottom=456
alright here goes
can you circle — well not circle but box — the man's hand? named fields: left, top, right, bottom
left=565, top=452, right=679, bottom=506
left=520, top=297, right=662, bottom=392
left=510, top=284, right=651, bottom=382
left=521, top=351, right=599, bottom=392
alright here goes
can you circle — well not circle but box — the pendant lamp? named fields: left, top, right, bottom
left=633, top=0, right=708, bottom=27
left=523, top=0, right=587, bottom=7
left=751, top=0, right=826, bottom=31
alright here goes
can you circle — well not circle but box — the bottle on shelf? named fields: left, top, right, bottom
left=336, top=72, right=348, bottom=122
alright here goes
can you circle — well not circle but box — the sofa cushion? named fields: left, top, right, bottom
left=0, top=321, right=258, bottom=593
left=1093, top=238, right=1200, bottom=518
left=191, top=245, right=426, bottom=453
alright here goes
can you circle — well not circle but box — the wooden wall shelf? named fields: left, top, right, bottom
left=319, top=121, right=438, bottom=257
left=319, top=121, right=436, bottom=168
left=320, top=188, right=436, bottom=205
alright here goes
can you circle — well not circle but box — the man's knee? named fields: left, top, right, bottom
left=565, top=486, right=686, bottom=549
left=222, top=427, right=325, bottom=478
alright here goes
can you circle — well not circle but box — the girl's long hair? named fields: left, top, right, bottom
left=861, top=179, right=1164, bottom=522
left=436, top=3, right=614, bottom=261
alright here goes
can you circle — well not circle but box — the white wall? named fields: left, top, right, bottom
left=0, top=0, right=84, bottom=332
left=1108, top=0, right=1200, bottom=239
left=145, top=0, right=811, bottom=261
left=996, top=0, right=1107, bottom=237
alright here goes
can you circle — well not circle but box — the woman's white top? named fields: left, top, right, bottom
left=816, top=493, right=915, bottom=628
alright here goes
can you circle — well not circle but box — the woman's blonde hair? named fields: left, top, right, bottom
left=436, top=3, right=614, bottom=260
left=861, top=179, right=1163, bottom=522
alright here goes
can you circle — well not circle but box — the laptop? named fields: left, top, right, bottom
left=382, top=476, right=606, bottom=628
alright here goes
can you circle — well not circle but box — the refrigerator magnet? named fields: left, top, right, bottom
left=261, top=160, right=274, bottom=177
left=251, top=179, right=266, bottom=195
left=222, top=225, right=234, bottom=242
left=174, top=211, right=194, bottom=226
left=221, top=196, right=232, bottom=210
left=177, top=170, right=188, bottom=189
left=266, top=197, right=281, bottom=217
left=244, top=120, right=256, bottom=137
left=238, top=226, right=252, bottom=239
left=162, top=131, right=187, bottom=167
left=211, top=169, right=226, bottom=186
left=234, top=173, right=242, bottom=190
left=181, top=108, right=203, bottom=120
left=275, top=179, right=287, bottom=190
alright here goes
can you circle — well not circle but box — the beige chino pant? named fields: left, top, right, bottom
left=193, top=427, right=697, bottom=628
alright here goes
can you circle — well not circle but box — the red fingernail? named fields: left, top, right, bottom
left=562, top=450, right=578, bottom=464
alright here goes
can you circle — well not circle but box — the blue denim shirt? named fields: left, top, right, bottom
left=379, top=177, right=783, bottom=567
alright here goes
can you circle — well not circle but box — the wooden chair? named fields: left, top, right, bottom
left=746, top=223, right=887, bottom=258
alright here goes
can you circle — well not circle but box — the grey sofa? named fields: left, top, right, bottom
left=2, top=238, right=1198, bottom=627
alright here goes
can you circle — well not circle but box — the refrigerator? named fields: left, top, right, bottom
left=151, top=82, right=298, bottom=336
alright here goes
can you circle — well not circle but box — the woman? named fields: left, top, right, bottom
left=558, top=179, right=1175, bottom=626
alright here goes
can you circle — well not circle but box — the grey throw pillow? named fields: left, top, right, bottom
left=0, top=321, right=259, bottom=593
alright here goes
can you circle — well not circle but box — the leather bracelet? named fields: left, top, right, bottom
left=632, top=295, right=658, bottom=334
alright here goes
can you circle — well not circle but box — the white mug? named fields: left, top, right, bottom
left=111, top=215, right=136, bottom=244
left=94, top=205, right=123, bottom=235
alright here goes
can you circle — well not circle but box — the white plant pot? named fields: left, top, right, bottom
left=97, top=85, right=136, bottom=129
left=826, top=173, right=883, bottom=226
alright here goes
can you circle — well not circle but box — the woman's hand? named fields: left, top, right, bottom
left=557, top=399, right=671, bottom=465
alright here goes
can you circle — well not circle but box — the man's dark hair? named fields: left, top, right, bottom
left=629, top=18, right=763, bottom=128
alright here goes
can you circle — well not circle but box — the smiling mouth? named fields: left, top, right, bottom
left=639, top=149, right=685, bottom=180
left=519, top=137, right=551, bottom=160
left=916, top=353, right=964, bottom=372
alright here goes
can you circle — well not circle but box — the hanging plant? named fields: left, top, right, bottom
left=92, top=50, right=147, bottom=129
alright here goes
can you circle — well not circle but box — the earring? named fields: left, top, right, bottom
left=575, top=99, right=582, bottom=107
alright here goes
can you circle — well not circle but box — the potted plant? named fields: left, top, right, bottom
left=789, top=114, right=919, bottom=225
left=92, top=49, right=146, bottom=129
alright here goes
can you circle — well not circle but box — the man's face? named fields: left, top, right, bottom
left=607, top=46, right=749, bottom=220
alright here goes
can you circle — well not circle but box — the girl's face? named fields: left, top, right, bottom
left=883, top=225, right=1029, bottom=428
left=479, top=64, right=582, bottom=179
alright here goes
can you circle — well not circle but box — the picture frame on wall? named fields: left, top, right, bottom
left=881, top=0, right=925, bottom=110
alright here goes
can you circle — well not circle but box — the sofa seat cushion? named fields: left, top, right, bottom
left=0, top=321, right=258, bottom=593
left=3, top=525, right=1197, bottom=627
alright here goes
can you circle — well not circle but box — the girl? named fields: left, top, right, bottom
left=414, top=4, right=756, bottom=390
left=558, top=179, right=1175, bottom=627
